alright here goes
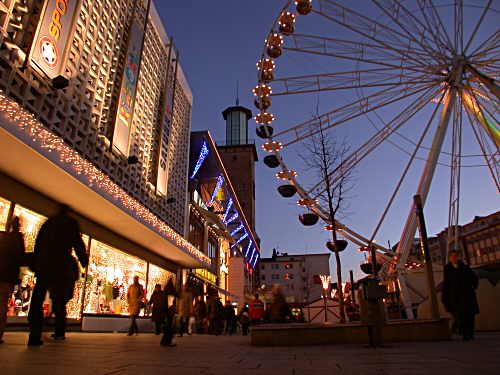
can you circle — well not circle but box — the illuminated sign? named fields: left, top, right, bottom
left=195, top=268, right=217, bottom=284
left=112, top=22, right=144, bottom=157
left=30, top=0, right=81, bottom=78
left=155, top=57, right=176, bottom=196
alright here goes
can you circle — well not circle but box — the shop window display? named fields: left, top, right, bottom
left=84, top=240, right=147, bottom=315
left=147, top=264, right=176, bottom=307
left=66, top=234, right=90, bottom=319
left=0, top=197, right=10, bottom=231
left=9, top=205, right=47, bottom=317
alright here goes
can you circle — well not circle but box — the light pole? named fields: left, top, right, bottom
left=319, top=275, right=331, bottom=322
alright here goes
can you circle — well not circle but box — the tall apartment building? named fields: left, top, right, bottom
left=259, top=251, right=330, bottom=304
left=0, top=0, right=208, bottom=329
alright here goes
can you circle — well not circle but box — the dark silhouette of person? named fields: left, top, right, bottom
left=0, top=216, right=25, bottom=344
left=442, top=250, right=479, bottom=341
left=161, top=298, right=177, bottom=347
left=28, top=204, right=88, bottom=346
left=149, top=284, right=166, bottom=335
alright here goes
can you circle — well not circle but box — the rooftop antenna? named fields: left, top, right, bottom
left=236, top=80, right=239, bottom=106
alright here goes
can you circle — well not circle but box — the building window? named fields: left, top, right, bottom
left=285, top=273, right=293, bottom=280
left=271, top=264, right=279, bottom=270
left=271, top=274, right=279, bottom=280
left=261, top=264, right=265, bottom=270
left=261, top=275, right=265, bottom=280
left=284, top=263, right=293, bottom=269
left=232, top=155, right=237, bottom=161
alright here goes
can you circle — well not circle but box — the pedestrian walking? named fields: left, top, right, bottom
left=160, top=299, right=177, bottom=347
left=126, top=275, right=145, bottom=336
left=271, top=284, right=289, bottom=323
left=28, top=204, right=88, bottom=346
left=194, top=295, right=207, bottom=334
left=239, top=305, right=250, bottom=336
left=249, top=293, right=264, bottom=325
left=177, top=284, right=193, bottom=337
left=208, top=295, right=224, bottom=336
left=442, top=250, right=479, bottom=341
left=0, top=217, right=25, bottom=344
left=149, top=284, right=166, bottom=335
left=224, top=300, right=235, bottom=335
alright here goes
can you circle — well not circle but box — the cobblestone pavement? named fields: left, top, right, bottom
left=0, top=331, right=499, bottom=374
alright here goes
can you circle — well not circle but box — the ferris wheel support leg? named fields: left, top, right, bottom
left=395, top=66, right=462, bottom=320
left=397, top=274, right=414, bottom=320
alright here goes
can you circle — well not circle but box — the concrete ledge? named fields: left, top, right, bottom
left=251, top=320, right=451, bottom=346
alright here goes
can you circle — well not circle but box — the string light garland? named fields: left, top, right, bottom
left=225, top=212, right=239, bottom=225
left=190, top=140, right=209, bottom=179
left=0, top=91, right=210, bottom=265
left=235, top=231, right=248, bottom=244
left=208, top=174, right=224, bottom=206
left=320, top=275, right=331, bottom=290
left=222, top=198, right=233, bottom=223
left=252, top=253, right=259, bottom=268
left=244, top=239, right=253, bottom=258
left=230, top=223, right=244, bottom=237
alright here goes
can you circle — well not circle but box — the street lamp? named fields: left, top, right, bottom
left=319, top=274, right=331, bottom=322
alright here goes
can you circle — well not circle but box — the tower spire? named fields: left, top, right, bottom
left=236, top=80, right=239, bottom=106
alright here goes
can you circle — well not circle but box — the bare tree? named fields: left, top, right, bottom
left=301, top=121, right=355, bottom=323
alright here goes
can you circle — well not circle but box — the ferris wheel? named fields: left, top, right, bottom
left=254, top=0, right=499, bottom=317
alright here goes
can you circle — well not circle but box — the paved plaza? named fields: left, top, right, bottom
left=0, top=331, right=499, bottom=374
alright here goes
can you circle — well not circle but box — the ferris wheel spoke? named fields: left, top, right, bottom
left=270, top=72, right=436, bottom=96
left=274, top=82, right=438, bottom=146
left=286, top=33, right=437, bottom=69
left=316, top=0, right=448, bottom=64
left=463, top=101, right=500, bottom=192
left=283, top=34, right=445, bottom=73
left=369, top=89, right=449, bottom=243
left=463, top=0, right=494, bottom=55
left=306, top=85, right=443, bottom=198
left=469, top=30, right=500, bottom=59
left=372, top=0, right=451, bottom=62
left=454, top=0, right=464, bottom=52
left=415, top=0, right=455, bottom=56
left=420, top=0, right=456, bottom=54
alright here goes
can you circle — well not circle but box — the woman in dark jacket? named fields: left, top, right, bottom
left=442, top=250, right=479, bottom=341
left=149, top=284, right=166, bottom=335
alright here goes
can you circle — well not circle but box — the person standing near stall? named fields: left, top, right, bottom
left=28, top=204, right=88, bottom=346
left=0, top=217, right=25, bottom=344
left=249, top=293, right=265, bottom=326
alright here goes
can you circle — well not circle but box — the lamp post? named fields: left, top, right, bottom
left=319, top=275, right=331, bottom=322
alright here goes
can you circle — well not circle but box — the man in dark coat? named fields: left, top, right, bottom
left=442, top=250, right=479, bottom=341
left=149, top=284, right=166, bottom=335
left=0, top=217, right=25, bottom=344
left=194, top=295, right=207, bottom=334
left=28, top=204, right=88, bottom=346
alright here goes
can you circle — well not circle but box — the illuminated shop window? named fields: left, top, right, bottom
left=66, top=234, right=90, bottom=319
left=13, top=204, right=47, bottom=253
left=0, top=197, right=11, bottom=231
left=84, top=240, right=147, bottom=316
left=147, top=263, right=176, bottom=305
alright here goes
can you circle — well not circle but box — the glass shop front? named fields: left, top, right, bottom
left=0, top=196, right=176, bottom=321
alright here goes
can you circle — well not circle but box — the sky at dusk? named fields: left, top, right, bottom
left=155, top=1, right=500, bottom=279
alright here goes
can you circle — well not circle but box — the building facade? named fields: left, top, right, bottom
left=259, top=251, right=330, bottom=304
left=429, top=211, right=500, bottom=267
left=0, top=0, right=208, bottom=327
left=187, top=131, right=260, bottom=307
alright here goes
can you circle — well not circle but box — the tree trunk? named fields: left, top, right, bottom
left=332, top=227, right=346, bottom=323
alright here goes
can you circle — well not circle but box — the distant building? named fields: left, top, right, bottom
left=428, top=211, right=500, bottom=267
left=259, top=251, right=330, bottom=304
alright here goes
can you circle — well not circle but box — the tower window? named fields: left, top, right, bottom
left=232, top=155, right=237, bottom=161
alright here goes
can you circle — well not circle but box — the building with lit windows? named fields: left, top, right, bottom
left=187, top=131, right=260, bottom=307
left=259, top=251, right=330, bottom=305
left=429, top=211, right=500, bottom=268
left=0, top=0, right=208, bottom=330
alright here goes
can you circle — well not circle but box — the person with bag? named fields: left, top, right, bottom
left=0, top=217, right=25, bottom=344
left=126, top=275, right=145, bottom=336
left=28, top=204, right=88, bottom=346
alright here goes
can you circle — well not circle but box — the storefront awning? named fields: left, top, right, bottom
left=0, top=95, right=209, bottom=269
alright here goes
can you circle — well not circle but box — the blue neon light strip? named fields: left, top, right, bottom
left=252, top=253, right=259, bottom=268
left=225, top=212, right=238, bottom=225
left=230, top=223, right=244, bottom=237
left=208, top=174, right=224, bottom=205
left=248, top=248, right=256, bottom=264
left=190, top=141, right=209, bottom=179
left=244, top=240, right=253, bottom=258
left=236, top=232, right=248, bottom=244
left=222, top=198, right=233, bottom=223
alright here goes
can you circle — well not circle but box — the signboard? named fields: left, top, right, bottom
left=155, top=80, right=174, bottom=196
left=112, top=21, right=144, bottom=157
left=30, top=0, right=81, bottom=79
left=195, top=268, right=217, bottom=284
